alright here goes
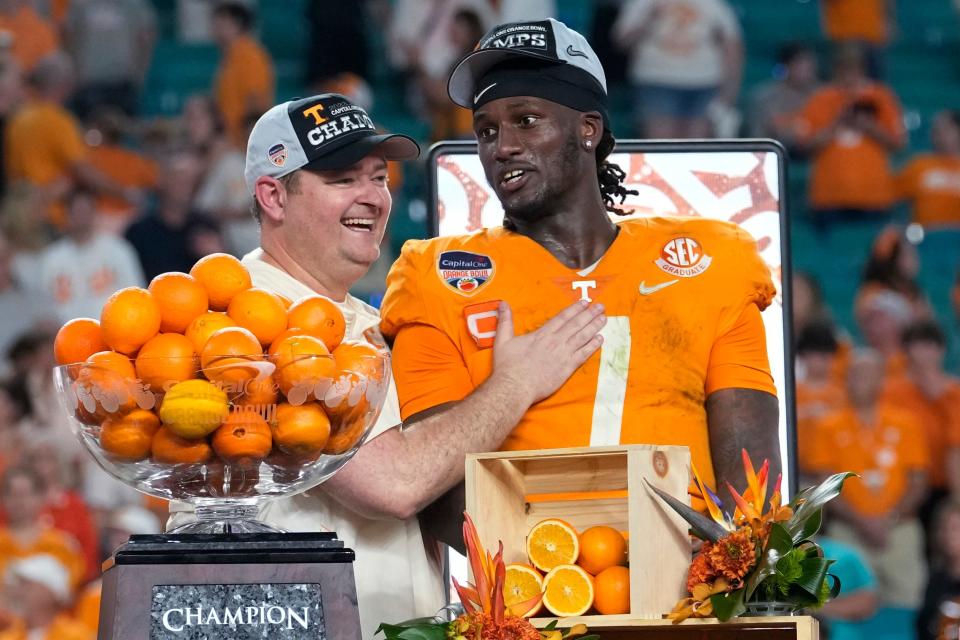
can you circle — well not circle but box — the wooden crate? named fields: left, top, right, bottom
left=464, top=445, right=691, bottom=621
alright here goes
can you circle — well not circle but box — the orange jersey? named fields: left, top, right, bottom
left=796, top=83, right=904, bottom=211
left=0, top=6, right=59, bottom=72
left=795, top=379, right=845, bottom=474
left=821, top=0, right=889, bottom=45
left=215, top=35, right=275, bottom=145
left=380, top=217, right=777, bottom=490
left=897, top=153, right=960, bottom=227
left=808, top=404, right=929, bottom=516
left=883, top=375, right=960, bottom=489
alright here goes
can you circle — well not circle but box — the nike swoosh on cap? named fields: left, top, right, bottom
left=565, top=44, right=587, bottom=59
left=474, top=82, right=497, bottom=104
left=638, top=279, right=679, bottom=295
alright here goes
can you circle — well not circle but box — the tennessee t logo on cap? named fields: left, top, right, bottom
left=243, top=93, right=420, bottom=195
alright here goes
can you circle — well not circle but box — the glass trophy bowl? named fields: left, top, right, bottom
left=53, top=351, right=389, bottom=534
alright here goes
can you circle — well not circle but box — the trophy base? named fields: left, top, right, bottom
left=98, top=532, right=361, bottom=640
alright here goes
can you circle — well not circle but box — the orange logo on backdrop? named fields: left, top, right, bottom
left=302, top=103, right=328, bottom=126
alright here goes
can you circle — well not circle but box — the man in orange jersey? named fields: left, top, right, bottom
left=897, top=110, right=960, bottom=229
left=794, top=321, right=845, bottom=484
left=809, top=349, right=929, bottom=619
left=211, top=2, right=274, bottom=146
left=172, top=92, right=605, bottom=638
left=380, top=19, right=781, bottom=542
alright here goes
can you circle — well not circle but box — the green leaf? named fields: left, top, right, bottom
left=645, top=480, right=729, bottom=542
left=826, top=574, right=842, bottom=600
left=794, top=556, right=832, bottom=599
left=795, top=507, right=823, bottom=544
left=787, top=473, right=856, bottom=540
left=711, top=589, right=746, bottom=621
left=543, top=620, right=558, bottom=630
left=374, top=622, right=448, bottom=640
left=744, top=524, right=793, bottom=600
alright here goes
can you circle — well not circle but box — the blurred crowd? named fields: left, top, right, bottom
left=0, top=1, right=957, bottom=639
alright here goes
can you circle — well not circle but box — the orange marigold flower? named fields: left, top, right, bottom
left=708, top=528, right=756, bottom=582
left=686, top=545, right=716, bottom=593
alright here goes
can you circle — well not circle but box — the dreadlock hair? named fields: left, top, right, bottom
left=596, top=129, right=637, bottom=215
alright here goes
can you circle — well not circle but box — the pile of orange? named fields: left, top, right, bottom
left=54, top=252, right=385, bottom=471
left=503, top=519, right=630, bottom=618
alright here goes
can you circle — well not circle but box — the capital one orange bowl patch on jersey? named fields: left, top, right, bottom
left=463, top=300, right=501, bottom=348
left=437, top=250, right=495, bottom=296
left=655, top=236, right=712, bottom=278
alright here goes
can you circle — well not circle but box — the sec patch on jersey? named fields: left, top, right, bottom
left=437, top=250, right=495, bottom=296
left=655, top=236, right=712, bottom=278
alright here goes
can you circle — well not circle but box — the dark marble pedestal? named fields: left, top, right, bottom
left=98, top=532, right=361, bottom=640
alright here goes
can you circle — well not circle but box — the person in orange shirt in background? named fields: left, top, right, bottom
left=84, top=107, right=158, bottom=234
left=0, top=0, right=58, bottom=74
left=897, top=110, right=960, bottom=229
left=811, top=349, right=929, bottom=621
left=211, top=1, right=274, bottom=146
left=884, top=321, right=960, bottom=538
left=4, top=52, right=139, bottom=227
left=0, top=466, right=85, bottom=590
left=856, top=226, right=931, bottom=321
left=794, top=320, right=845, bottom=483
left=820, top=0, right=894, bottom=79
left=795, top=42, right=905, bottom=233
left=0, top=554, right=93, bottom=640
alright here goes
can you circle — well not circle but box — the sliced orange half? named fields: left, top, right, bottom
left=526, top=518, right=579, bottom=572
left=504, top=564, right=544, bottom=617
left=542, top=564, right=595, bottom=617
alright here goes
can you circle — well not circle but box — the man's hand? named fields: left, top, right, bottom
left=492, top=300, right=606, bottom=406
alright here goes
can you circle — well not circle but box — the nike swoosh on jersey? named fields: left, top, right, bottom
left=473, top=83, right=497, bottom=104
left=638, top=279, right=680, bottom=295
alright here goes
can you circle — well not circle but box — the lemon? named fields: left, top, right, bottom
left=159, top=379, right=229, bottom=439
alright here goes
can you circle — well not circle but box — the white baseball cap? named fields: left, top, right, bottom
left=244, top=93, right=420, bottom=194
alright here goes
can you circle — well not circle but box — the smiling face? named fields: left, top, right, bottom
left=265, top=153, right=391, bottom=291
left=473, top=96, right=591, bottom=224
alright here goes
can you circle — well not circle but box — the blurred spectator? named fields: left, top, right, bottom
left=388, top=0, right=494, bottom=86
left=72, top=505, right=160, bottom=636
left=795, top=43, right=905, bottom=231
left=820, top=0, right=894, bottom=79
left=918, top=502, right=960, bottom=640
left=897, top=110, right=960, bottom=229
left=0, top=554, right=92, bottom=640
left=612, top=0, right=743, bottom=138
left=125, top=153, right=223, bottom=278
left=84, top=107, right=158, bottom=234
left=884, top=321, right=960, bottom=533
left=794, top=321, right=845, bottom=481
left=4, top=52, right=138, bottom=227
left=16, top=187, right=144, bottom=321
left=0, top=0, right=58, bottom=74
left=792, top=272, right=834, bottom=341
left=0, top=466, right=85, bottom=589
left=857, top=226, right=931, bottom=320
left=747, top=42, right=820, bottom=152
left=0, top=231, right=56, bottom=375
left=816, top=537, right=880, bottom=640
left=0, top=384, right=23, bottom=481
left=811, top=349, right=929, bottom=631
left=64, top=0, right=157, bottom=119
left=855, top=289, right=912, bottom=379
left=185, top=96, right=255, bottom=255
left=23, top=440, right=99, bottom=583
left=0, top=53, right=23, bottom=199
left=409, top=8, right=484, bottom=141
left=304, top=0, right=370, bottom=90
left=211, top=1, right=274, bottom=146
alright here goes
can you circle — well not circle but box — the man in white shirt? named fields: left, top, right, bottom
left=182, top=93, right=607, bottom=637
left=16, top=187, right=145, bottom=322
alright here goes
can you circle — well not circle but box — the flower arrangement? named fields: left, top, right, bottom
left=376, top=513, right=600, bottom=640
left=647, top=450, right=854, bottom=622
